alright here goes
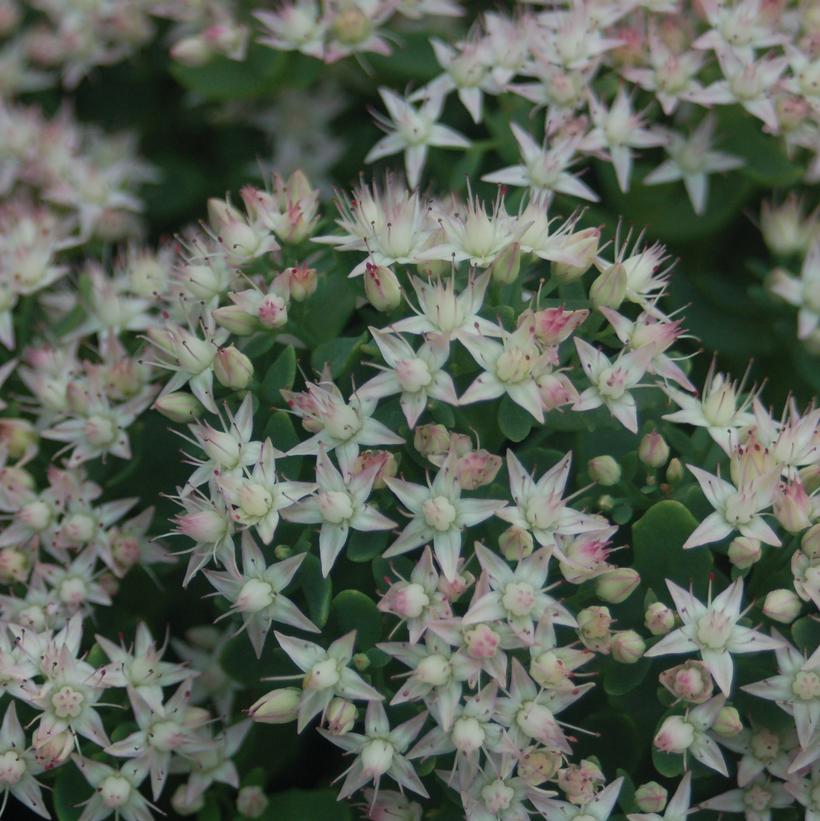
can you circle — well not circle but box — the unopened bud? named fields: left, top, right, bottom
left=213, top=346, right=253, bottom=390
left=666, top=458, right=684, bottom=483
left=799, top=464, right=820, bottom=495
left=611, top=630, right=645, bottom=664
left=353, top=450, right=397, bottom=490
left=457, top=449, right=502, bottom=490
left=236, top=786, right=268, bottom=819
left=589, top=263, right=627, bottom=309
left=170, top=783, right=205, bottom=816
left=212, top=305, right=258, bottom=336
left=413, top=424, right=450, bottom=457
left=519, top=748, right=561, bottom=785
left=635, top=782, right=668, bottom=814
left=659, top=660, right=713, bottom=703
left=154, top=392, right=205, bottom=423
left=644, top=601, right=675, bottom=636
left=802, top=524, right=820, bottom=559
left=324, top=698, right=357, bottom=735
left=352, top=653, right=370, bottom=672
left=273, top=544, right=292, bottom=560
left=762, top=588, right=802, bottom=623
left=32, top=726, right=73, bottom=769
left=0, top=419, right=38, bottom=460
left=490, top=242, right=521, bottom=284
left=773, top=479, right=812, bottom=534
left=588, top=455, right=621, bottom=486
left=364, top=263, right=402, bottom=311
left=654, top=715, right=694, bottom=753
left=595, top=568, right=640, bottom=603
left=499, top=526, right=534, bottom=561
left=577, top=606, right=613, bottom=653
left=638, top=432, right=669, bottom=468
left=0, top=547, right=29, bottom=584
left=712, top=705, right=743, bottom=737
left=281, top=264, right=318, bottom=301
left=728, top=536, right=762, bottom=569
left=552, top=228, right=599, bottom=282
left=558, top=759, right=604, bottom=805
left=248, top=688, right=301, bottom=724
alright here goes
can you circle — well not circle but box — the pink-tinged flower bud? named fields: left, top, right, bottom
left=208, top=199, right=264, bottom=261
left=519, top=749, right=561, bottom=785
left=0, top=547, right=29, bottom=584
left=728, top=536, right=762, bottom=569
left=773, top=479, right=812, bottom=534
left=578, top=606, right=613, bottom=653
left=654, top=715, right=694, bottom=754
left=588, top=455, right=621, bottom=486
left=171, top=783, right=205, bottom=816
left=802, top=524, right=820, bottom=560
left=712, top=705, right=743, bottom=737
left=659, top=660, right=713, bottom=703
left=762, top=588, right=802, bottom=623
left=32, top=726, right=73, bottom=769
left=256, top=293, right=289, bottom=329
left=590, top=263, right=627, bottom=309
left=214, top=346, right=253, bottom=390
left=379, top=581, right=429, bottom=619
left=279, top=264, right=318, bottom=302
left=530, top=651, right=571, bottom=689
left=414, top=424, right=450, bottom=457
left=638, top=432, right=670, bottom=468
left=438, top=570, right=473, bottom=602
left=364, top=263, right=402, bottom=311
left=0, top=419, right=38, bottom=460
left=171, top=35, right=213, bottom=66
left=558, top=759, right=604, bottom=805
left=499, top=526, right=534, bottom=561
left=450, top=433, right=473, bottom=457
left=248, top=688, right=301, bottom=724
left=364, top=790, right=423, bottom=821
left=464, top=624, right=501, bottom=659
left=612, top=630, right=646, bottom=664
left=361, top=739, right=394, bottom=779
left=760, top=198, right=813, bottom=257
left=236, top=786, right=268, bottom=819
left=516, top=702, right=560, bottom=744
left=490, top=242, right=521, bottom=284
left=528, top=307, right=589, bottom=346
left=458, top=449, right=502, bottom=490
left=596, top=568, right=640, bottom=604
left=324, top=698, right=357, bottom=735
left=353, top=450, right=397, bottom=490
left=19, top=500, right=52, bottom=532
left=452, top=716, right=485, bottom=753
left=99, top=775, right=131, bottom=809
left=645, top=602, right=675, bottom=636
left=665, top=458, right=685, bottom=484
left=537, top=371, right=579, bottom=410
left=304, top=659, right=340, bottom=690
left=236, top=579, right=275, bottom=613
left=553, top=228, right=600, bottom=282
left=154, top=392, right=205, bottom=423
left=176, top=510, right=229, bottom=544
left=635, top=782, right=668, bottom=813
left=212, top=305, right=258, bottom=336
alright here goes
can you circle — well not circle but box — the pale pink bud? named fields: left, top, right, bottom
left=171, top=35, right=213, bottom=66
left=558, top=759, right=604, bottom=805
left=530, top=651, right=571, bottom=689
left=0, top=419, right=38, bottom=460
left=100, top=775, right=131, bottom=809
left=19, top=500, right=52, bottom=532
left=413, top=424, right=450, bottom=457
left=256, top=293, right=289, bottom=329
left=361, top=739, right=394, bottom=778
left=438, top=570, right=473, bottom=602
left=364, top=263, right=402, bottom=311
left=659, top=660, right=713, bottom=703
left=353, top=450, right=397, bottom=490
left=498, top=526, right=534, bottom=561
left=577, top=606, right=613, bottom=653
left=236, top=579, right=275, bottom=613
left=0, top=547, right=29, bottom=584
left=324, top=698, right=357, bottom=735
left=279, top=264, right=317, bottom=301
left=449, top=433, right=473, bottom=457
left=212, top=305, right=258, bottom=336
left=529, top=307, right=589, bottom=346
left=712, top=705, right=743, bottom=737
left=666, top=458, right=685, bottom=483
left=32, top=726, right=73, bottom=769
left=236, top=786, right=268, bottom=819
left=595, top=568, right=640, bottom=603
left=463, top=624, right=501, bottom=659
left=171, top=783, right=205, bottom=816
left=213, top=346, right=254, bottom=390
left=773, top=479, right=812, bottom=533
left=638, top=432, right=670, bottom=468
left=644, top=602, right=675, bottom=636
left=154, top=392, right=205, bottom=423
left=553, top=228, right=600, bottom=282
left=457, top=449, right=502, bottom=490
left=519, top=749, right=561, bottom=785
left=379, top=581, right=429, bottom=619
left=611, top=630, right=645, bottom=664
left=588, top=455, right=621, bottom=486
left=537, top=372, right=578, bottom=410
left=635, top=782, right=668, bottom=813
left=590, top=263, right=627, bottom=309
left=762, top=588, right=802, bottom=623
left=728, top=536, right=762, bottom=569
left=802, top=524, right=820, bottom=559
left=175, top=510, right=229, bottom=543
left=248, top=688, right=301, bottom=724
left=654, top=715, right=694, bottom=754
left=303, top=659, right=340, bottom=690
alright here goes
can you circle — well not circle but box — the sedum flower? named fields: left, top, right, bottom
left=629, top=772, right=692, bottom=821
left=73, top=755, right=154, bottom=821
left=274, top=630, right=383, bottom=733
left=0, top=703, right=48, bottom=819
left=204, top=531, right=318, bottom=657
left=318, top=700, right=428, bottom=801
left=699, top=776, right=793, bottom=821
left=383, top=449, right=506, bottom=581
left=357, top=329, right=458, bottom=429
left=532, top=775, right=624, bottom=821
left=645, top=579, right=784, bottom=695
left=768, top=241, right=820, bottom=340
left=652, top=695, right=728, bottom=775
left=365, top=88, right=470, bottom=189
left=282, top=446, right=396, bottom=576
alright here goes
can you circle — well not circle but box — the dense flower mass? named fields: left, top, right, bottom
left=0, top=0, right=817, bottom=820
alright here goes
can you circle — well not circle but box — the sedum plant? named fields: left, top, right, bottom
left=0, top=1, right=817, bottom=821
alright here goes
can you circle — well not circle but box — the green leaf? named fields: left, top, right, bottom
left=791, top=616, right=820, bottom=656
left=632, top=500, right=713, bottom=602
left=220, top=637, right=291, bottom=685
left=263, top=410, right=299, bottom=452
left=298, top=271, right=356, bottom=345
left=53, top=761, right=88, bottom=821
left=602, top=656, right=652, bottom=696
left=330, top=589, right=383, bottom=649
left=498, top=394, right=535, bottom=442
left=197, top=804, right=222, bottom=821
left=347, top=529, right=388, bottom=563
left=310, top=333, right=367, bottom=379
left=242, top=333, right=278, bottom=360
left=261, top=789, right=351, bottom=821
left=262, top=345, right=297, bottom=404
left=299, top=553, right=332, bottom=627
left=652, top=747, right=685, bottom=778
